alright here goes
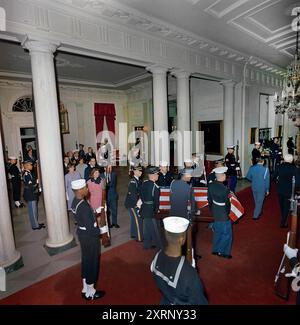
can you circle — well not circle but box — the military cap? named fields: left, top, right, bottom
left=180, top=168, right=194, bottom=176
left=132, top=165, right=143, bottom=171
left=163, top=216, right=189, bottom=233
left=213, top=166, right=228, bottom=174
left=9, top=156, right=17, bottom=160
left=146, top=166, right=160, bottom=174
left=71, top=179, right=86, bottom=190
left=227, top=145, right=235, bottom=149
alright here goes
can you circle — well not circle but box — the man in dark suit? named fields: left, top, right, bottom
left=105, top=165, right=119, bottom=228
left=8, top=156, right=24, bottom=208
left=274, top=154, right=300, bottom=228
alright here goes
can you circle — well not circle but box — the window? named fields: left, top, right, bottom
left=199, top=121, right=222, bottom=155
left=12, top=96, right=33, bottom=112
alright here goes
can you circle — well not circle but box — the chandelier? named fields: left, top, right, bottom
left=274, top=10, right=300, bottom=121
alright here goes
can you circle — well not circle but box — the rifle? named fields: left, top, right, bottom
left=186, top=199, right=195, bottom=266
left=274, top=176, right=298, bottom=300
left=97, top=185, right=111, bottom=248
left=236, top=140, right=242, bottom=178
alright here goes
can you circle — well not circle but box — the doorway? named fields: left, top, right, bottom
left=20, top=127, right=36, bottom=160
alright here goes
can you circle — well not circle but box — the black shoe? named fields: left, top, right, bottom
left=32, top=225, right=43, bottom=230
left=280, top=224, right=288, bottom=228
left=109, top=224, right=113, bottom=228
left=114, top=224, right=120, bottom=228
left=19, top=203, right=24, bottom=208
left=83, top=290, right=106, bottom=301
left=252, top=218, right=260, bottom=221
left=212, top=252, right=219, bottom=255
left=220, top=254, right=232, bottom=259
left=39, top=223, right=46, bottom=228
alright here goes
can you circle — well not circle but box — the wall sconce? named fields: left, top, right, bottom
left=59, top=102, right=70, bottom=134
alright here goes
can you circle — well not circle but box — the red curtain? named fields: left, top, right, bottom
left=94, top=103, right=116, bottom=148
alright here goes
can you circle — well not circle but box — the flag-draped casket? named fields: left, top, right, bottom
left=159, top=187, right=244, bottom=222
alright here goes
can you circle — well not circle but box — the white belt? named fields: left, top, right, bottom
left=78, top=226, right=86, bottom=230
left=213, top=200, right=226, bottom=206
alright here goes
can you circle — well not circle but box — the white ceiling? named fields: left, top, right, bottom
left=0, top=41, right=149, bottom=89
left=110, top=0, right=299, bottom=68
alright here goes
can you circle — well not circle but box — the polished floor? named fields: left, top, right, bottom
left=0, top=169, right=250, bottom=300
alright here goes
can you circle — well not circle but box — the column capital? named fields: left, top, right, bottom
left=220, top=79, right=236, bottom=88
left=146, top=64, right=170, bottom=75
left=171, top=69, right=191, bottom=79
left=21, top=36, right=60, bottom=54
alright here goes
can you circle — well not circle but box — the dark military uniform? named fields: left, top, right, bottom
left=157, top=171, right=174, bottom=187
left=251, top=148, right=261, bottom=165
left=106, top=169, right=118, bottom=226
left=169, top=179, right=196, bottom=219
left=23, top=169, right=40, bottom=229
left=273, top=162, right=300, bottom=227
left=207, top=171, right=216, bottom=184
left=140, top=180, right=162, bottom=249
left=225, top=152, right=238, bottom=193
left=271, top=141, right=281, bottom=173
left=207, top=181, right=232, bottom=256
left=151, top=250, right=208, bottom=305
left=71, top=198, right=100, bottom=285
left=287, top=138, right=295, bottom=156
left=125, top=176, right=143, bottom=241
left=8, top=163, right=22, bottom=204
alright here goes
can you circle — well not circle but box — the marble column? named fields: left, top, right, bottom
left=221, top=80, right=236, bottom=154
left=147, top=65, right=170, bottom=166
left=22, top=39, right=74, bottom=254
left=0, top=126, right=23, bottom=272
left=172, top=70, right=191, bottom=165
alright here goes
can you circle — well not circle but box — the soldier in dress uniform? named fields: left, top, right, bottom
left=287, top=137, right=295, bottom=156
left=124, top=165, right=143, bottom=241
left=157, top=161, right=174, bottom=187
left=283, top=244, right=300, bottom=305
left=71, top=179, right=106, bottom=301
left=151, top=216, right=208, bottom=305
left=22, top=160, right=45, bottom=230
left=169, top=168, right=197, bottom=218
left=251, top=142, right=262, bottom=165
left=271, top=137, right=281, bottom=174
left=225, top=145, right=238, bottom=193
left=8, top=156, right=24, bottom=208
left=140, top=166, right=162, bottom=250
left=207, top=159, right=225, bottom=185
left=207, top=167, right=232, bottom=258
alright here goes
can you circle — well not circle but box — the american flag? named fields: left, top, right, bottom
left=159, top=186, right=244, bottom=222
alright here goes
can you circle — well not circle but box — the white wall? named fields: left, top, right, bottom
left=0, top=81, right=128, bottom=159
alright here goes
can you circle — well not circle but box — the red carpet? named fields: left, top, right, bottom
left=1, top=184, right=298, bottom=305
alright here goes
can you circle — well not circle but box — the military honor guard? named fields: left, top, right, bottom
left=22, top=160, right=45, bottom=230
left=273, top=154, right=300, bottom=228
left=151, top=216, right=208, bottom=305
left=140, top=166, right=162, bottom=250
left=124, top=166, right=143, bottom=241
left=157, top=161, right=173, bottom=187
left=105, top=164, right=119, bottom=228
left=8, top=156, right=24, bottom=208
left=207, top=167, right=232, bottom=258
left=287, top=137, right=295, bottom=156
left=71, top=179, right=106, bottom=301
left=207, top=159, right=225, bottom=185
left=169, top=168, right=197, bottom=219
left=225, top=145, right=238, bottom=193
left=283, top=244, right=300, bottom=305
left=251, top=142, right=262, bottom=165
left=246, top=158, right=270, bottom=220
left=271, top=137, right=281, bottom=174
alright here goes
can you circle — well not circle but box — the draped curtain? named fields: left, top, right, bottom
left=94, top=103, right=116, bottom=148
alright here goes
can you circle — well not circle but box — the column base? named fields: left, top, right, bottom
left=44, top=238, right=77, bottom=256
left=4, top=255, right=24, bottom=274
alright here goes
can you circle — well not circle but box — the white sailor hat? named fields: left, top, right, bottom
left=184, top=158, right=193, bottom=163
left=163, top=216, right=189, bottom=234
left=71, top=179, right=86, bottom=190
left=159, top=161, right=168, bottom=167
left=213, top=166, right=228, bottom=174
left=9, top=156, right=17, bottom=160
left=227, top=145, right=235, bottom=149
left=255, top=142, right=261, bottom=145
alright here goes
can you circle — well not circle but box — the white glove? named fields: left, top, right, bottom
left=200, top=180, right=207, bottom=185
left=284, top=244, right=298, bottom=259
left=136, top=199, right=142, bottom=209
left=96, top=206, right=104, bottom=214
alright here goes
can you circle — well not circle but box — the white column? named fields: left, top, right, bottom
left=0, top=126, right=23, bottom=271
left=22, top=39, right=74, bottom=251
left=147, top=65, right=170, bottom=166
left=221, top=80, right=236, bottom=154
left=172, top=70, right=191, bottom=165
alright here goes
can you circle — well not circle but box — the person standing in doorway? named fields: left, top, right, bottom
left=8, top=156, right=24, bottom=208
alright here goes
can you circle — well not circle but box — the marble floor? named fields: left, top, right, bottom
left=0, top=169, right=250, bottom=300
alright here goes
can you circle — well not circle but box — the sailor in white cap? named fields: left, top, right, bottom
left=157, top=161, right=174, bottom=187
left=8, top=156, right=24, bottom=208
left=225, top=145, right=238, bottom=193
left=251, top=142, right=262, bottom=165
left=207, top=166, right=233, bottom=258
left=71, top=179, right=106, bottom=301
left=150, top=216, right=208, bottom=305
